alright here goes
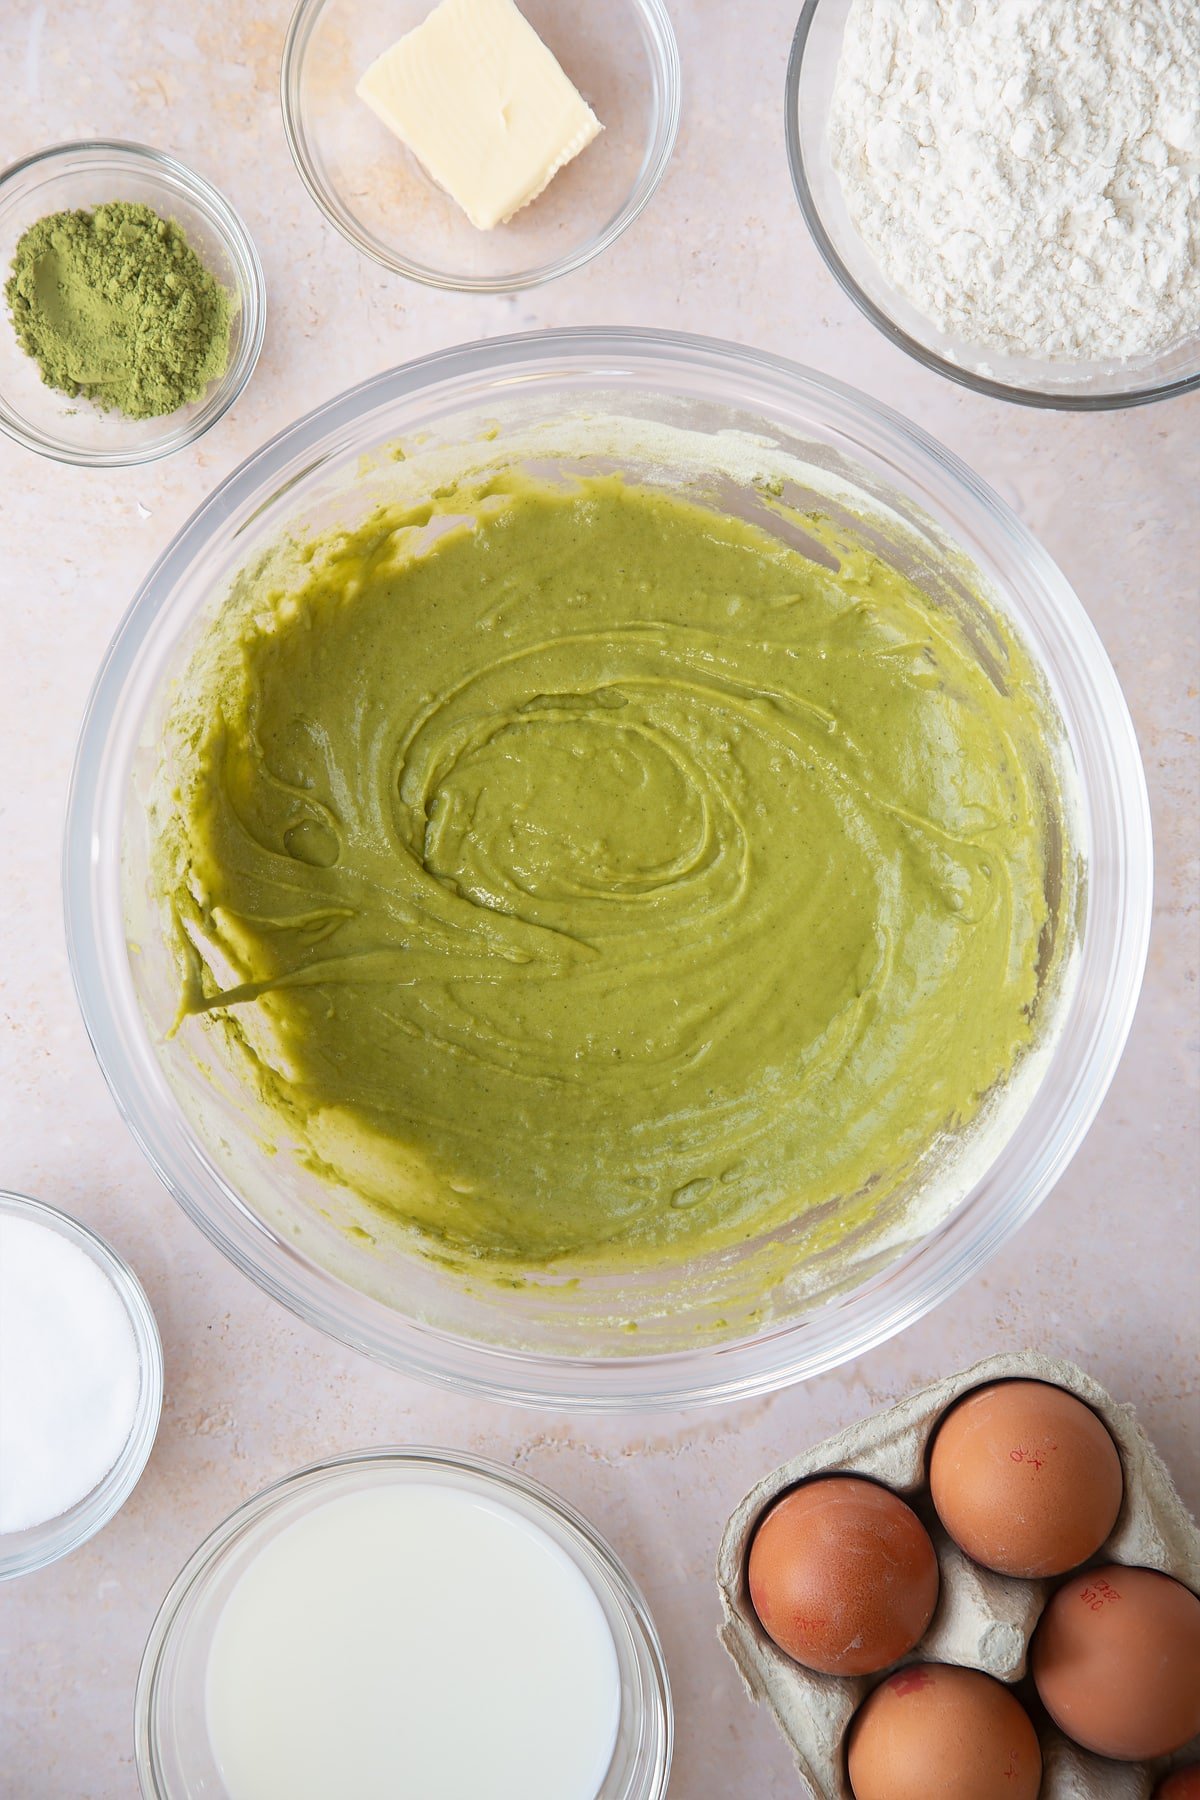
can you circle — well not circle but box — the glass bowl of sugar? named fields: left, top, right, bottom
left=786, top=0, right=1200, bottom=409
left=0, top=1190, right=163, bottom=1580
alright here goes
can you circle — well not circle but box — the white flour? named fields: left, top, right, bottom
left=829, top=0, right=1200, bottom=363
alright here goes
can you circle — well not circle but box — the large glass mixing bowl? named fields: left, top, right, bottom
left=64, top=330, right=1152, bottom=1410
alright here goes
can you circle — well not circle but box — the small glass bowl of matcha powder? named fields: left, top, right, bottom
left=0, top=141, right=264, bottom=466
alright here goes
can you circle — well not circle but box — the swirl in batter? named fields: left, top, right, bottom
left=158, top=474, right=1054, bottom=1270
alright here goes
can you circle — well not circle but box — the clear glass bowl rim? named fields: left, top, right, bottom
left=63, top=326, right=1153, bottom=1412
left=0, top=1189, right=164, bottom=1579
left=280, top=0, right=682, bottom=292
left=133, top=1444, right=673, bottom=1800
left=783, top=0, right=1200, bottom=412
left=0, top=138, right=266, bottom=467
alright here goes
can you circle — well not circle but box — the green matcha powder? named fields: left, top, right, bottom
left=6, top=201, right=233, bottom=420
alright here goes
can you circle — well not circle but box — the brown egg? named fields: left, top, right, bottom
left=1156, top=1770, right=1200, bottom=1800
left=747, top=1476, right=939, bottom=1676
left=846, top=1663, right=1042, bottom=1800
left=928, top=1379, right=1123, bottom=1577
left=1032, top=1564, right=1200, bottom=1758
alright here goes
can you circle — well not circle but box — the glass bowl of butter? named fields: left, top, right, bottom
left=281, top=0, right=681, bottom=291
left=64, top=330, right=1151, bottom=1411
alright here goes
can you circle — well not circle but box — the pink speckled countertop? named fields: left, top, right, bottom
left=1, top=3, right=1197, bottom=1796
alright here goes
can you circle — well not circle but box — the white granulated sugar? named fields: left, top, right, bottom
left=829, top=0, right=1200, bottom=363
left=0, top=1215, right=141, bottom=1534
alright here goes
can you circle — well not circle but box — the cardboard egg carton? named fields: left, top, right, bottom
left=717, top=1352, right=1200, bottom=1798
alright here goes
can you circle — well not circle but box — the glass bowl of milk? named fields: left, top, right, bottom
left=135, top=1446, right=672, bottom=1800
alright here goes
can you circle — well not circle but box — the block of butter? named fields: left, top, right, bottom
left=356, top=0, right=603, bottom=232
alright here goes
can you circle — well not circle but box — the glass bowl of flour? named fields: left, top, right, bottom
left=786, top=0, right=1200, bottom=409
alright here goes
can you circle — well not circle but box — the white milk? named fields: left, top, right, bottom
left=205, top=1481, right=622, bottom=1800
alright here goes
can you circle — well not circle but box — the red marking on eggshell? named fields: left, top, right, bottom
left=891, top=1667, right=934, bottom=1695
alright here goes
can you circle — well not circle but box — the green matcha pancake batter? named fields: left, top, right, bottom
left=157, top=473, right=1057, bottom=1272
